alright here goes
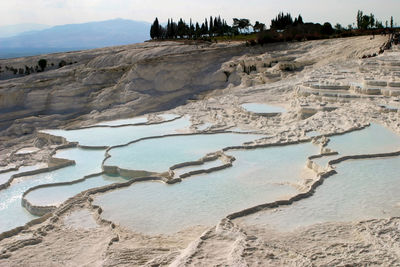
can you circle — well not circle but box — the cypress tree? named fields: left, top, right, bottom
left=167, top=19, right=171, bottom=39
left=213, top=17, right=218, bottom=35
left=150, top=19, right=155, bottom=39
left=217, top=16, right=222, bottom=35
left=153, top=15, right=233, bottom=40
left=168, top=18, right=177, bottom=38
left=209, top=16, right=213, bottom=36
left=195, top=22, right=200, bottom=38
left=150, top=17, right=160, bottom=39
left=177, top=18, right=185, bottom=38
left=270, top=12, right=293, bottom=30
left=369, top=13, right=375, bottom=28
left=357, top=10, right=363, bottom=29
left=298, top=15, right=304, bottom=24
left=154, top=17, right=160, bottom=39
left=189, top=19, right=195, bottom=39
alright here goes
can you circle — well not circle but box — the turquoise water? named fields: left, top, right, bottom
left=0, top=148, right=104, bottom=233
left=197, top=122, right=213, bottom=131
left=94, top=142, right=318, bottom=234
left=242, top=103, right=286, bottom=114
left=4, top=120, right=399, bottom=237
left=105, top=133, right=263, bottom=173
left=310, top=124, right=400, bottom=169
left=0, top=165, right=46, bottom=185
left=312, top=155, right=339, bottom=169
left=41, top=116, right=191, bottom=147
left=25, top=174, right=128, bottom=206
left=328, top=123, right=400, bottom=155
left=94, top=116, right=148, bottom=126
left=310, top=123, right=400, bottom=169
left=306, top=131, right=320, bottom=137
left=242, top=157, right=400, bottom=231
left=158, top=114, right=180, bottom=121
left=172, top=159, right=225, bottom=178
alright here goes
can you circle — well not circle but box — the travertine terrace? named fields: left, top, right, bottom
left=1, top=35, right=400, bottom=266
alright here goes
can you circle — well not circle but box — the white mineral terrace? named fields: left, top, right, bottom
left=2, top=115, right=400, bottom=235
left=1, top=36, right=400, bottom=265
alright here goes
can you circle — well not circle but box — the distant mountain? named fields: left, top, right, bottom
left=0, top=19, right=151, bottom=58
left=0, top=23, right=50, bottom=38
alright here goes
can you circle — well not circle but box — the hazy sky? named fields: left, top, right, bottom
left=1, top=0, right=398, bottom=27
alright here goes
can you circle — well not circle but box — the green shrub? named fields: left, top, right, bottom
left=38, top=59, right=47, bottom=71
left=58, top=60, right=67, bottom=68
left=321, top=23, right=334, bottom=35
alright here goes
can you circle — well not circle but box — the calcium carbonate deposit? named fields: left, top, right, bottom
left=1, top=35, right=400, bottom=266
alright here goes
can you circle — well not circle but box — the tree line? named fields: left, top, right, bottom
left=150, top=11, right=396, bottom=40
left=150, top=16, right=233, bottom=39
left=270, top=12, right=304, bottom=30
left=0, top=59, right=76, bottom=78
left=356, top=10, right=393, bottom=30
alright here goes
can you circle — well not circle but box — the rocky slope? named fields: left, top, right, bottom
left=0, top=42, right=242, bottom=135
left=0, top=37, right=383, bottom=137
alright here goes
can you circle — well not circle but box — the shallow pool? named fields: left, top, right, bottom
left=25, top=174, right=128, bottom=206
left=94, top=142, right=318, bottom=234
left=0, top=148, right=104, bottom=233
left=196, top=122, right=213, bottom=131
left=41, top=116, right=191, bottom=147
left=158, top=114, right=181, bottom=121
left=172, top=159, right=225, bottom=178
left=4, top=120, right=399, bottom=237
left=306, top=131, right=320, bottom=138
left=242, top=103, right=286, bottom=114
left=308, top=124, right=400, bottom=169
left=311, top=155, right=338, bottom=169
left=94, top=116, right=148, bottom=126
left=328, top=123, right=400, bottom=155
left=241, top=156, right=400, bottom=231
left=0, top=165, right=46, bottom=185
left=105, top=133, right=263, bottom=173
